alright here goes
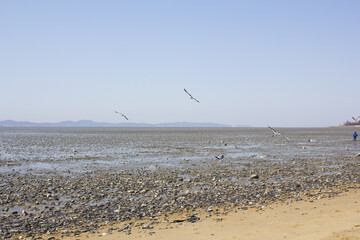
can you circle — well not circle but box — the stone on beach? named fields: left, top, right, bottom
left=1, top=127, right=359, bottom=239
left=250, top=174, right=259, bottom=179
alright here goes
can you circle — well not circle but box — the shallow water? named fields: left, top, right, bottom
left=0, top=127, right=358, bottom=175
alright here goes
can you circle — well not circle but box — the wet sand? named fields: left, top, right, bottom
left=63, top=187, right=360, bottom=240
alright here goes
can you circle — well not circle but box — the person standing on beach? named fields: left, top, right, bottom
left=354, top=131, right=358, bottom=140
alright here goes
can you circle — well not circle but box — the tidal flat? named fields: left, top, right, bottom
left=0, top=127, right=359, bottom=239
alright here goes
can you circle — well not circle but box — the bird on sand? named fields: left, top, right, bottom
left=268, top=126, right=291, bottom=141
left=72, top=149, right=77, bottom=157
left=184, top=89, right=200, bottom=103
left=114, top=111, right=128, bottom=120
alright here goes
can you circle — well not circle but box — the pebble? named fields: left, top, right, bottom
left=250, top=174, right=259, bottom=179
left=0, top=148, right=359, bottom=239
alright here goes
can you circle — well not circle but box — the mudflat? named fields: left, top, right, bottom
left=1, top=127, right=360, bottom=239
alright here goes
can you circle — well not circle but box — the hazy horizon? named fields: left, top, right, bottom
left=0, top=119, right=347, bottom=128
left=0, top=119, right=236, bottom=127
left=1, top=1, right=359, bottom=127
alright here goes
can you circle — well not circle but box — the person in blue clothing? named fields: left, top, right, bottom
left=354, top=131, right=358, bottom=140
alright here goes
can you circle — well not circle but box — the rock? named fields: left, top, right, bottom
left=142, top=224, right=153, bottom=229
left=250, top=174, right=259, bottom=179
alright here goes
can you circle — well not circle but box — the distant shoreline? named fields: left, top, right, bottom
left=336, top=125, right=360, bottom=128
left=0, top=120, right=246, bottom=128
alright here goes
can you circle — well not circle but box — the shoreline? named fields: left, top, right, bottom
left=1, top=127, right=360, bottom=239
left=3, top=158, right=360, bottom=239
left=57, top=185, right=360, bottom=240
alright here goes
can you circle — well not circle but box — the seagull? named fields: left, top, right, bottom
left=184, top=89, right=200, bottom=103
left=352, top=116, right=360, bottom=122
left=215, top=155, right=224, bottom=160
left=114, top=111, right=128, bottom=120
left=268, top=126, right=291, bottom=141
left=72, top=149, right=77, bottom=157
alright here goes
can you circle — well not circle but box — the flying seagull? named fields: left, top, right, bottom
left=352, top=116, right=360, bottom=122
left=184, top=88, right=200, bottom=103
left=268, top=126, right=291, bottom=141
left=114, top=111, right=128, bottom=120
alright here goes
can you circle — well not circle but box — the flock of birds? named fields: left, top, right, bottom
left=114, top=88, right=200, bottom=121
left=112, top=88, right=306, bottom=141
left=112, top=88, right=360, bottom=161
left=112, top=88, right=297, bottom=161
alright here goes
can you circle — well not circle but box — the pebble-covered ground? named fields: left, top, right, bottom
left=1, top=127, right=359, bottom=239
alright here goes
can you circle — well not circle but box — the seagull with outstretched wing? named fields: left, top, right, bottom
left=352, top=116, right=360, bottom=122
left=115, top=111, right=128, bottom=120
left=268, top=126, right=291, bottom=141
left=184, top=88, right=200, bottom=103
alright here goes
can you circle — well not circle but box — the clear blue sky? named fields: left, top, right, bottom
left=1, top=1, right=359, bottom=127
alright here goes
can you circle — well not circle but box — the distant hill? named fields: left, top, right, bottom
left=0, top=120, right=236, bottom=128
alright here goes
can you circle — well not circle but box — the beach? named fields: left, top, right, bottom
left=1, top=127, right=360, bottom=239
left=63, top=187, right=360, bottom=240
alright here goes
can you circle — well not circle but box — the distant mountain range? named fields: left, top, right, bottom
left=0, top=120, right=247, bottom=128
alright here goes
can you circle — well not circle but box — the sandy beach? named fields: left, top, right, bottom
left=63, top=187, right=360, bottom=240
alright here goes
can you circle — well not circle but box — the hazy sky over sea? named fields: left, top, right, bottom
left=1, top=1, right=359, bottom=127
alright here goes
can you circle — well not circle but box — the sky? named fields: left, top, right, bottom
left=1, top=0, right=359, bottom=127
